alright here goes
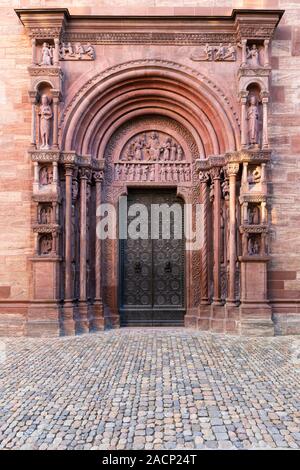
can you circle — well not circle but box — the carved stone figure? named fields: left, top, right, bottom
left=120, top=131, right=185, bottom=163
left=40, top=235, right=52, bottom=255
left=205, top=43, right=214, bottom=61
left=215, top=43, right=226, bottom=61
left=248, top=206, right=260, bottom=224
left=40, top=206, right=52, bottom=224
left=248, top=166, right=261, bottom=184
left=162, top=137, right=171, bottom=160
left=177, top=145, right=184, bottom=160
left=184, top=165, right=190, bottom=182
left=160, top=164, right=166, bottom=182
left=149, top=165, right=155, bottom=181
left=135, top=164, right=142, bottom=181
left=142, top=165, right=148, bottom=181
left=170, top=142, right=177, bottom=161
left=134, top=140, right=143, bottom=160
left=247, top=96, right=259, bottom=146
left=128, top=165, right=135, bottom=181
left=248, top=237, right=260, bottom=255
left=39, top=166, right=52, bottom=186
left=247, top=44, right=260, bottom=67
left=179, top=164, right=184, bottom=182
left=40, top=42, right=53, bottom=66
left=72, top=180, right=79, bottom=201
left=223, top=43, right=237, bottom=61
left=59, top=42, right=95, bottom=60
left=39, top=94, right=53, bottom=149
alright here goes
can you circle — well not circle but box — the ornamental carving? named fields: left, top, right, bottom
left=114, top=162, right=191, bottom=183
left=119, top=131, right=185, bottom=162
left=62, top=32, right=236, bottom=46
left=59, top=42, right=95, bottom=60
left=190, top=43, right=237, bottom=62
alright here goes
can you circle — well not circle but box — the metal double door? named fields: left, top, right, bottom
left=119, top=189, right=185, bottom=326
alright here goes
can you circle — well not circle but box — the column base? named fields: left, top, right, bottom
left=76, top=302, right=90, bottom=334
left=89, top=300, right=105, bottom=331
left=61, top=301, right=76, bottom=336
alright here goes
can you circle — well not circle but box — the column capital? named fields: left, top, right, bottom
left=93, top=170, right=104, bottom=183
left=210, top=167, right=222, bottom=180
left=51, top=89, right=61, bottom=102
left=227, top=162, right=240, bottom=177
left=65, top=164, right=74, bottom=177
left=79, top=167, right=92, bottom=180
left=198, top=170, right=210, bottom=183
left=260, top=90, right=269, bottom=103
left=239, top=90, right=249, bottom=102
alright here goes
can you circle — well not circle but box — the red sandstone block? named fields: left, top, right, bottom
left=268, top=280, right=284, bottom=289
left=273, top=25, right=292, bottom=41
left=292, top=27, right=300, bottom=56
left=270, top=85, right=285, bottom=103
left=0, top=286, right=11, bottom=299
left=269, top=271, right=297, bottom=280
left=291, top=136, right=300, bottom=152
left=270, top=56, right=279, bottom=69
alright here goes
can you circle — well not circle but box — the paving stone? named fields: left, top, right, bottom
left=0, top=329, right=299, bottom=450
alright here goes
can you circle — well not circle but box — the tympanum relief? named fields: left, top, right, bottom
left=114, top=131, right=191, bottom=184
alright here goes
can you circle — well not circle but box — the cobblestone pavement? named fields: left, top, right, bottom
left=0, top=328, right=299, bottom=450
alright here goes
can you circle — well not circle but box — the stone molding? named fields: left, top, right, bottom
left=16, top=9, right=283, bottom=44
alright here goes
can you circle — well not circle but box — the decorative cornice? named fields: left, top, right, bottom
left=16, top=8, right=284, bottom=44
left=29, top=150, right=60, bottom=162
left=28, top=66, right=63, bottom=78
left=32, top=224, right=61, bottom=233
left=239, top=224, right=268, bottom=234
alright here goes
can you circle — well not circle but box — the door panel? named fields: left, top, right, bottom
left=119, top=189, right=185, bottom=326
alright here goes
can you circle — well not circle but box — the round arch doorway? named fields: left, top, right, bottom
left=119, top=187, right=185, bottom=327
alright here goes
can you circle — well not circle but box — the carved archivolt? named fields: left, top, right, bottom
left=59, top=59, right=241, bottom=148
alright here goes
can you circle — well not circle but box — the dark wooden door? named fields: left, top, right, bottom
left=119, top=189, right=185, bottom=326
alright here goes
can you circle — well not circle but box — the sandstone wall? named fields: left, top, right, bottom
left=0, top=0, right=299, bottom=335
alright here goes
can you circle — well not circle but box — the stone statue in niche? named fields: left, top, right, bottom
left=120, top=131, right=185, bottom=162
left=39, top=166, right=53, bottom=186
left=39, top=95, right=53, bottom=150
left=248, top=237, right=260, bottom=255
left=59, top=42, right=95, bottom=60
left=247, top=96, right=259, bottom=147
left=248, top=166, right=261, bottom=185
left=246, top=44, right=260, bottom=67
left=40, top=42, right=53, bottom=66
left=248, top=206, right=260, bottom=225
left=40, top=206, right=52, bottom=224
left=40, top=235, right=53, bottom=255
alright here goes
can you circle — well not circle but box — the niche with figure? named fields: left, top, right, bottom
left=246, top=41, right=264, bottom=68
left=39, top=165, right=53, bottom=187
left=36, top=82, right=53, bottom=150
left=39, top=234, right=53, bottom=255
left=247, top=203, right=260, bottom=225
left=39, top=204, right=53, bottom=224
left=246, top=83, right=262, bottom=148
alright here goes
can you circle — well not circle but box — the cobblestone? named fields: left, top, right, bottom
left=0, top=328, right=299, bottom=449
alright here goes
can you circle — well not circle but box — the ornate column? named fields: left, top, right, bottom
left=241, top=39, right=247, bottom=67
left=93, top=170, right=105, bottom=330
left=227, top=163, right=239, bottom=304
left=199, top=171, right=210, bottom=304
left=239, top=91, right=249, bottom=148
left=29, top=91, right=37, bottom=149
left=53, top=37, right=60, bottom=66
left=52, top=90, right=60, bottom=149
left=78, top=167, right=90, bottom=333
left=264, top=39, right=270, bottom=67
left=63, top=164, right=75, bottom=335
left=210, top=167, right=222, bottom=304
left=261, top=91, right=269, bottom=149
left=31, top=37, right=36, bottom=66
